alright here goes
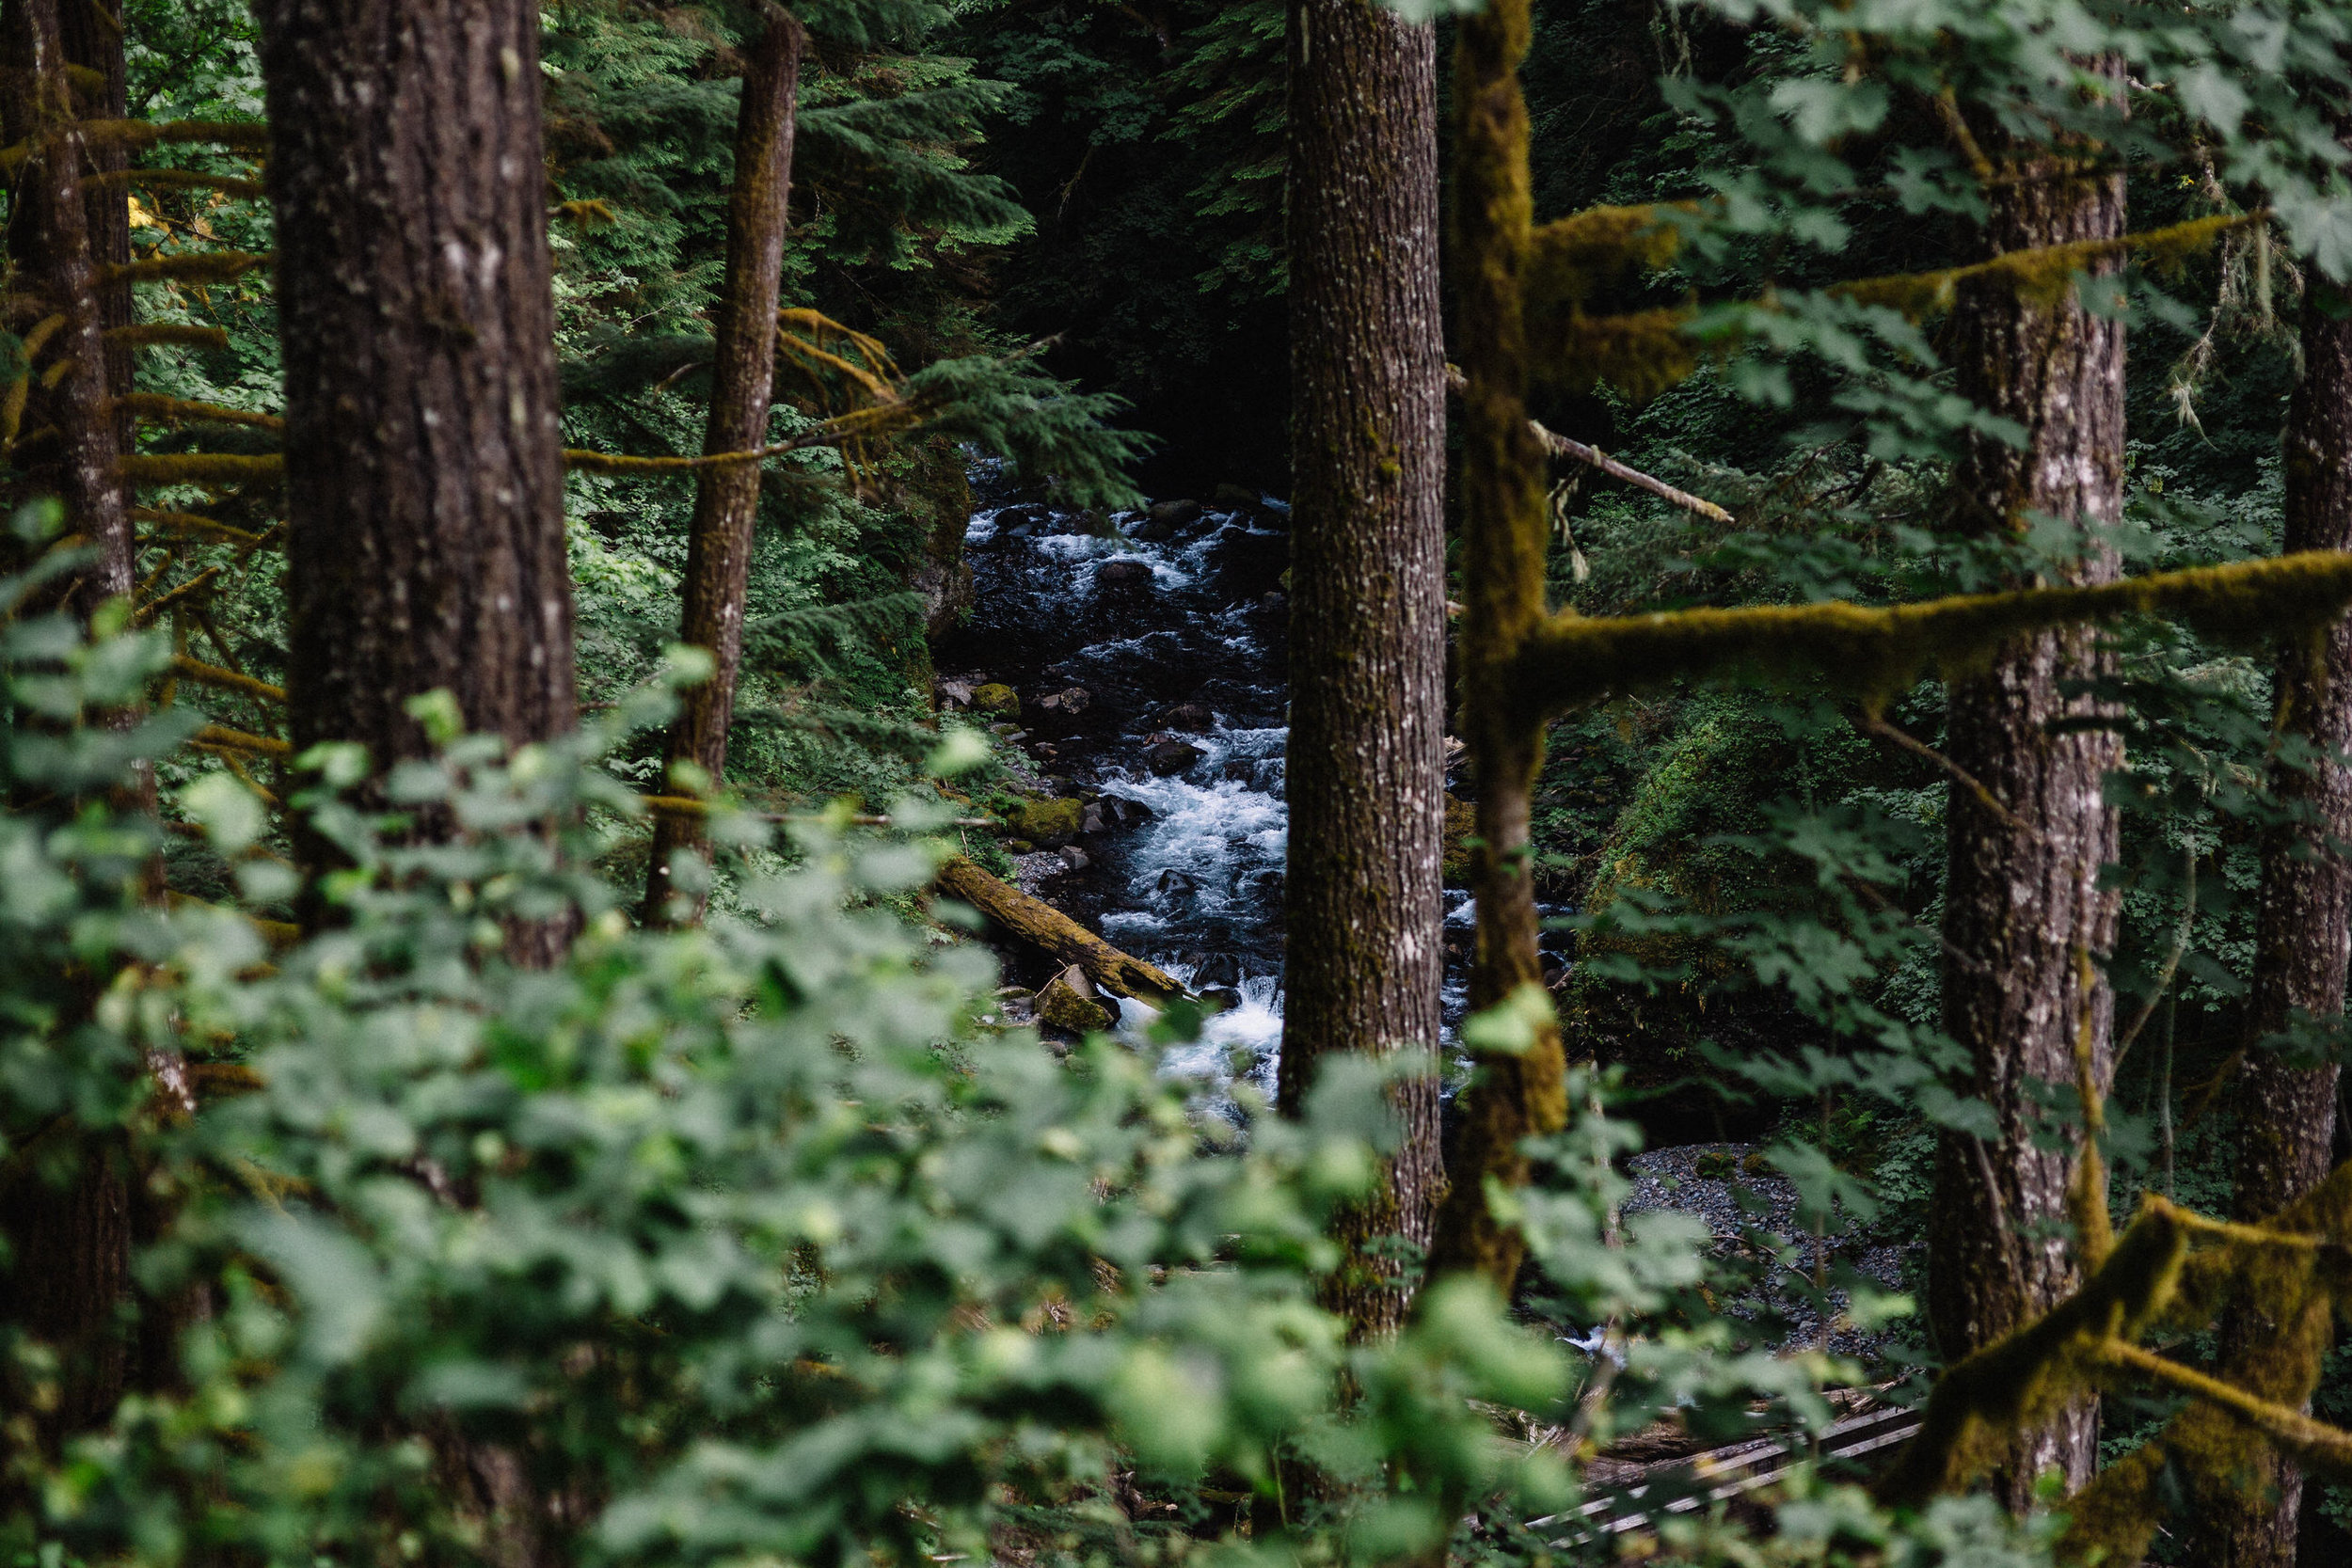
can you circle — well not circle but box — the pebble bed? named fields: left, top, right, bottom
left=1623, top=1142, right=1915, bottom=1364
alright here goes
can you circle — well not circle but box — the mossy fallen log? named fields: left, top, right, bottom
left=935, top=855, right=1185, bottom=1007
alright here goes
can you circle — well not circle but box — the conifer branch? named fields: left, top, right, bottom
left=131, top=505, right=267, bottom=546
left=114, top=392, right=282, bottom=432
left=2096, top=1339, right=2352, bottom=1480
left=106, top=323, right=230, bottom=352
left=1875, top=1196, right=2194, bottom=1505
left=0, top=117, right=268, bottom=178
left=1443, top=364, right=1731, bottom=521
left=116, top=452, right=282, bottom=485
left=135, top=568, right=219, bottom=626
left=1510, top=550, right=2352, bottom=717
left=563, top=402, right=931, bottom=475
left=98, top=250, right=269, bottom=288
left=189, top=722, right=288, bottom=757
left=168, top=656, right=283, bottom=705
left=79, top=166, right=264, bottom=200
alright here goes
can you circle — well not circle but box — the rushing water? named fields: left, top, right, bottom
left=940, top=482, right=1297, bottom=1091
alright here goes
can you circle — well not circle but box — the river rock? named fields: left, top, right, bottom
left=995, top=502, right=1051, bottom=533
left=1037, top=966, right=1114, bottom=1034
left=1057, top=845, right=1089, bottom=872
left=1097, top=560, right=1153, bottom=588
left=1201, top=987, right=1244, bottom=1014
left=1221, top=759, right=1254, bottom=784
left=1189, top=952, right=1244, bottom=989
left=1149, top=498, right=1203, bottom=529
left=1162, top=701, right=1215, bottom=730
left=1145, top=739, right=1204, bottom=776
left=971, top=682, right=1021, bottom=717
left=1100, top=795, right=1152, bottom=829
left=1036, top=686, right=1090, bottom=715
left=1210, top=483, right=1263, bottom=513
left=1129, top=515, right=1178, bottom=543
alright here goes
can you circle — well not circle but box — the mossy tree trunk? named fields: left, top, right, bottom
left=1276, top=0, right=1446, bottom=1339
left=1927, top=103, right=2126, bottom=1510
left=254, top=0, right=576, bottom=800
left=642, top=5, right=804, bottom=927
left=1420, top=0, right=1567, bottom=1298
left=0, top=0, right=137, bottom=1450
left=2, top=0, right=131, bottom=604
left=2176, top=279, right=2352, bottom=1568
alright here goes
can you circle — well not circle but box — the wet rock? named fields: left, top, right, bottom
left=1038, top=966, right=1115, bottom=1034
left=1129, top=516, right=1178, bottom=543
left=1201, top=987, right=1244, bottom=1014
left=1191, top=952, right=1244, bottom=989
left=1154, top=867, right=1202, bottom=896
left=1221, top=759, right=1254, bottom=784
left=935, top=676, right=976, bottom=708
left=1097, top=560, right=1153, bottom=588
left=1258, top=591, right=1286, bottom=614
left=1211, top=483, right=1261, bottom=513
left=1149, top=498, right=1203, bottom=529
left=1057, top=845, right=1090, bottom=872
left=1036, top=686, right=1090, bottom=715
left=1161, top=701, right=1216, bottom=730
left=1079, top=800, right=1107, bottom=834
left=1005, top=796, right=1083, bottom=847
left=1100, top=795, right=1152, bottom=829
left=972, top=682, right=1021, bottom=717
left=996, top=502, right=1051, bottom=533
left=1145, top=739, right=1205, bottom=776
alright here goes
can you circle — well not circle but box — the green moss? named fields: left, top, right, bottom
left=1004, top=797, right=1081, bottom=844
left=971, top=682, right=1020, bottom=717
left=1439, top=793, right=1477, bottom=887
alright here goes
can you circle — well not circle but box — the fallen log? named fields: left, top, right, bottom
left=936, top=855, right=1186, bottom=1007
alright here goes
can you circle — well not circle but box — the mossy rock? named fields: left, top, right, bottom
left=971, top=682, right=1021, bottom=717
left=1006, top=797, right=1083, bottom=846
left=1441, top=794, right=1478, bottom=886
left=1693, top=1149, right=1738, bottom=1180
left=1037, top=967, right=1114, bottom=1034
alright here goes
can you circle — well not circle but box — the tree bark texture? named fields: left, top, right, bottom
left=1928, top=123, right=2126, bottom=1511
left=643, top=8, right=804, bottom=925
left=2, top=0, right=131, bottom=605
left=2176, top=282, right=2352, bottom=1568
left=1276, top=0, right=1446, bottom=1340
left=57, top=0, right=133, bottom=439
left=1421, top=0, right=1566, bottom=1298
left=254, top=0, right=575, bottom=770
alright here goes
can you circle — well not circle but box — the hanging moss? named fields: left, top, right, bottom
left=1527, top=305, right=1696, bottom=397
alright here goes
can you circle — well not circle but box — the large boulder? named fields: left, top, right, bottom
left=1210, top=483, right=1261, bottom=513
left=970, top=682, right=1021, bottom=717
left=1149, top=497, right=1203, bottom=529
left=1096, top=560, right=1153, bottom=588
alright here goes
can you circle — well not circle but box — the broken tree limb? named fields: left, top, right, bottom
left=1512, top=548, right=2352, bottom=718
left=1443, top=362, right=1732, bottom=523
left=168, top=655, right=282, bottom=705
left=936, top=855, right=1186, bottom=1007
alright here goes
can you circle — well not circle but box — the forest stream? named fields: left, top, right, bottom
left=937, top=471, right=1904, bottom=1356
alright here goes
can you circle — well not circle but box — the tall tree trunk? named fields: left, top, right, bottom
left=2, top=0, right=131, bottom=604
left=643, top=6, right=804, bottom=926
left=2174, top=278, right=2352, bottom=1568
left=1421, top=0, right=1566, bottom=1298
left=1927, top=108, right=2126, bottom=1511
left=255, top=0, right=575, bottom=778
left=0, top=0, right=135, bottom=1449
left=57, top=0, right=133, bottom=438
left=1275, top=0, right=1446, bottom=1339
